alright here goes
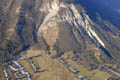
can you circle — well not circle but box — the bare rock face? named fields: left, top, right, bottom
left=0, top=0, right=120, bottom=69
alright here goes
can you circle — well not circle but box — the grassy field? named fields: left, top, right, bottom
left=19, top=48, right=78, bottom=80
left=18, top=60, right=34, bottom=75
left=65, top=59, right=111, bottom=80
left=0, top=68, right=4, bottom=80
left=0, top=47, right=111, bottom=80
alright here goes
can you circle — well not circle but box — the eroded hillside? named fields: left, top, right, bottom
left=0, top=0, right=120, bottom=80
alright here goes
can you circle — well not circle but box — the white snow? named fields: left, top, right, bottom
left=9, top=65, right=19, bottom=71
left=3, top=70, right=8, bottom=78
left=3, top=69, right=9, bottom=80
left=28, top=59, right=38, bottom=72
left=89, top=27, right=105, bottom=47
left=10, top=61, right=31, bottom=80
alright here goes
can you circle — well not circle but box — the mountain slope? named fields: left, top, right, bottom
left=0, top=0, right=120, bottom=78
